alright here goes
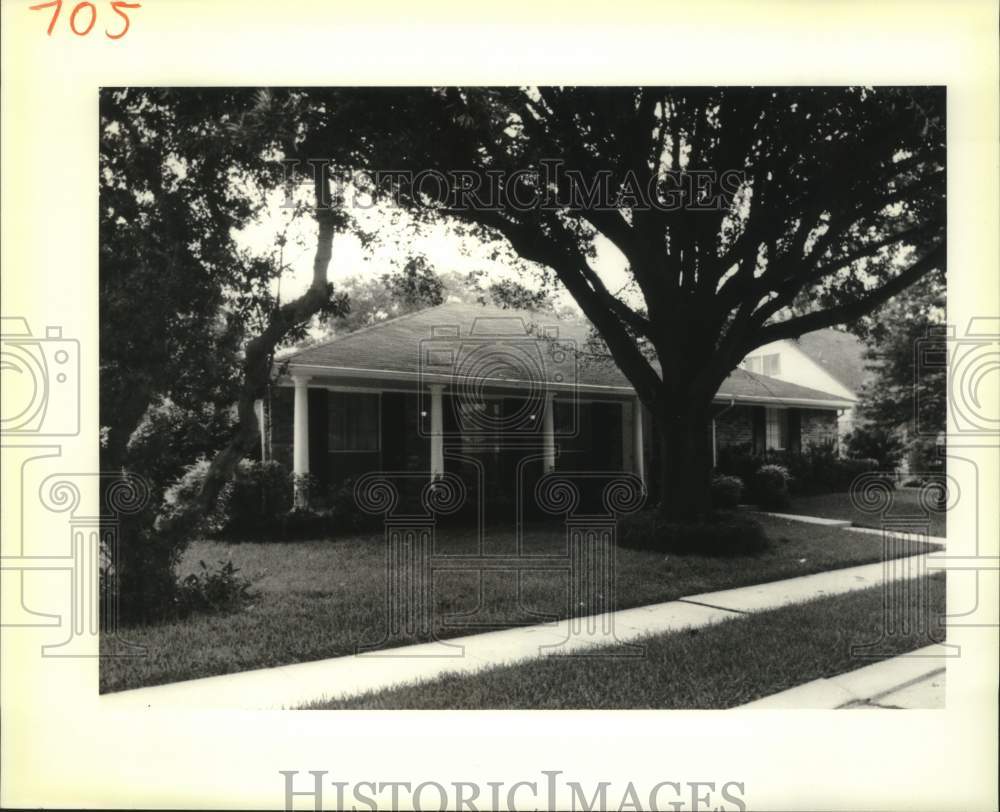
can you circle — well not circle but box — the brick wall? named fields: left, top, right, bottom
left=714, top=405, right=754, bottom=450
left=714, top=405, right=839, bottom=454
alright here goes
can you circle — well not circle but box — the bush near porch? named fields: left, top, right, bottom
left=161, top=460, right=387, bottom=541
left=715, top=441, right=882, bottom=503
left=100, top=515, right=939, bottom=693
left=160, top=459, right=534, bottom=542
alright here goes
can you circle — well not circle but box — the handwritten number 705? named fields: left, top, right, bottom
left=30, top=1, right=142, bottom=39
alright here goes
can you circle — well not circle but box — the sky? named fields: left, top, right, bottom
left=232, top=185, right=632, bottom=315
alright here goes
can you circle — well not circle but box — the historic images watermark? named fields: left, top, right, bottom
left=847, top=471, right=951, bottom=658
left=351, top=312, right=646, bottom=658
left=280, top=770, right=748, bottom=812
left=0, top=316, right=80, bottom=436
left=916, top=318, right=1000, bottom=439
left=921, top=319, right=1000, bottom=640
left=1, top=316, right=147, bottom=657
left=282, top=159, right=747, bottom=214
left=848, top=318, right=1000, bottom=659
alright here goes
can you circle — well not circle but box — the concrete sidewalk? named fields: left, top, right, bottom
left=842, top=524, right=947, bottom=546
left=750, top=507, right=947, bottom=546
left=101, top=551, right=934, bottom=711
left=739, top=645, right=948, bottom=709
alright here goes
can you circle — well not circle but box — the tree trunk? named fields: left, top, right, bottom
left=159, top=179, right=338, bottom=537
left=193, top=272, right=333, bottom=520
left=655, top=403, right=714, bottom=521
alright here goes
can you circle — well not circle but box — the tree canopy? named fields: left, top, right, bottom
left=850, top=272, right=946, bottom=471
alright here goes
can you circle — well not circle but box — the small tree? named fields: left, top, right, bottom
left=100, top=88, right=354, bottom=619
left=845, top=425, right=906, bottom=471
left=850, top=272, right=946, bottom=473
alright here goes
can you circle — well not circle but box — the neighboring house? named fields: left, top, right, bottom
left=261, top=302, right=855, bottom=505
left=738, top=328, right=867, bottom=447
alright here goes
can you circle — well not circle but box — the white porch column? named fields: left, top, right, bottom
left=633, top=397, right=646, bottom=486
left=429, top=384, right=444, bottom=480
left=292, top=375, right=311, bottom=506
left=254, top=399, right=268, bottom=463
left=542, top=392, right=556, bottom=472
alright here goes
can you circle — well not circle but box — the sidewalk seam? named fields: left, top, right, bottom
left=675, top=599, right=747, bottom=614
left=860, top=665, right=947, bottom=706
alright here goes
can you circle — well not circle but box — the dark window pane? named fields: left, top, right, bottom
left=329, top=392, right=379, bottom=451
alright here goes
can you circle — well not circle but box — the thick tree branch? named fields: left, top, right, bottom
left=469, top=209, right=664, bottom=403
left=159, top=174, right=338, bottom=534
left=746, top=243, right=945, bottom=350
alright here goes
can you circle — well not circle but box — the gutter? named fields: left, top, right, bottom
left=279, top=363, right=855, bottom=410
left=713, top=392, right=855, bottom=409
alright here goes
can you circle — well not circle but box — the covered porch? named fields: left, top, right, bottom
left=259, top=372, right=648, bottom=511
left=258, top=303, right=854, bottom=516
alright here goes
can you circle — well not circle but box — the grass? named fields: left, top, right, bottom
left=306, top=574, right=946, bottom=710
left=100, top=515, right=939, bottom=693
left=787, top=488, right=946, bottom=538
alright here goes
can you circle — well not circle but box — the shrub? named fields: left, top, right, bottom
left=837, top=457, right=889, bottom=492
left=909, top=433, right=945, bottom=474
left=158, top=457, right=230, bottom=536
left=716, top=443, right=761, bottom=487
left=618, top=511, right=769, bottom=557
left=125, top=398, right=237, bottom=501
left=711, top=475, right=744, bottom=509
left=291, top=473, right=320, bottom=508
left=177, top=559, right=255, bottom=615
left=754, top=464, right=790, bottom=510
left=275, top=508, right=332, bottom=540
left=107, top=518, right=254, bottom=625
left=225, top=460, right=294, bottom=537
left=326, top=476, right=386, bottom=534
left=717, top=441, right=886, bottom=497
left=159, top=458, right=303, bottom=540
left=107, top=504, right=189, bottom=625
left=798, top=441, right=838, bottom=493
left=845, top=425, right=905, bottom=471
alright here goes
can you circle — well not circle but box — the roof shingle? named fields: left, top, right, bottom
left=792, top=328, right=867, bottom=394
left=284, top=302, right=853, bottom=407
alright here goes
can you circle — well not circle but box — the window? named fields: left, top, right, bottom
left=741, top=356, right=762, bottom=373
left=763, top=353, right=781, bottom=376
left=328, top=392, right=379, bottom=451
left=765, top=407, right=788, bottom=450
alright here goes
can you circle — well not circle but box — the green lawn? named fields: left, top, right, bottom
left=787, top=488, right=946, bottom=538
left=100, top=516, right=938, bottom=693
left=307, top=574, right=946, bottom=710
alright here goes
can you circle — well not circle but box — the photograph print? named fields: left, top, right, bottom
left=98, top=85, right=948, bottom=710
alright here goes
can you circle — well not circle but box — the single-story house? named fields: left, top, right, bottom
left=259, top=302, right=855, bottom=507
